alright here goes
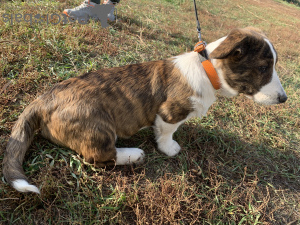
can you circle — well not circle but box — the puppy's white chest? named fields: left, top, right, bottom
left=189, top=96, right=214, bottom=118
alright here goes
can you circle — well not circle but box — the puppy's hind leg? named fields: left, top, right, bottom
left=115, top=148, right=145, bottom=165
left=78, top=122, right=119, bottom=167
left=80, top=129, right=145, bottom=166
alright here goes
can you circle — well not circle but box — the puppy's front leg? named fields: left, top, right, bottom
left=154, top=115, right=186, bottom=157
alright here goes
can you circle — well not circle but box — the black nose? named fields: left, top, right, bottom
left=278, top=94, right=288, bottom=103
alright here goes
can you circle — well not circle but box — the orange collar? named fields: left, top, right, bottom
left=201, top=59, right=221, bottom=90
left=194, top=41, right=221, bottom=90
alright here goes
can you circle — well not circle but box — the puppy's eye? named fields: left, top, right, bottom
left=258, top=66, right=268, bottom=73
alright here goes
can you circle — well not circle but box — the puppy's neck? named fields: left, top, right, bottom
left=206, top=36, right=239, bottom=98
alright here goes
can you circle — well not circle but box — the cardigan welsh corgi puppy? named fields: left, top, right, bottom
left=3, top=27, right=287, bottom=194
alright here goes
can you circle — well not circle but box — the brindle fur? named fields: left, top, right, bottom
left=3, top=59, right=194, bottom=184
left=3, top=27, right=285, bottom=190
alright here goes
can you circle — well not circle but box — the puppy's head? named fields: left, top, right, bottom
left=210, top=27, right=287, bottom=105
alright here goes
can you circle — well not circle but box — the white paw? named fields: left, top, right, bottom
left=116, top=148, right=145, bottom=165
left=158, top=140, right=181, bottom=157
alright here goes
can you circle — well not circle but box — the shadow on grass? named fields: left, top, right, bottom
left=116, top=124, right=300, bottom=223
left=116, top=123, right=300, bottom=191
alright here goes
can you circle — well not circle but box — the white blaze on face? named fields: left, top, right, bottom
left=253, top=39, right=287, bottom=105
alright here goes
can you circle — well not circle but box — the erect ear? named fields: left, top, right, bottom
left=209, top=28, right=248, bottom=59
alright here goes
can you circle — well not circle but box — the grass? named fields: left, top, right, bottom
left=0, top=0, right=300, bottom=224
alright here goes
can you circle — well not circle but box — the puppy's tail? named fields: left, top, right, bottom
left=3, top=101, right=41, bottom=194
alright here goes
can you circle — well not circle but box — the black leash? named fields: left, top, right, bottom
left=193, top=0, right=208, bottom=59
left=193, top=0, right=202, bottom=42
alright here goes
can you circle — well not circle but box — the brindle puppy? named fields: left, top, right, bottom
left=3, top=27, right=287, bottom=194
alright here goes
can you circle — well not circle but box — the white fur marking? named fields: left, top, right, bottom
left=172, top=52, right=217, bottom=111
left=12, top=179, right=40, bottom=194
left=173, top=52, right=215, bottom=96
left=116, top=148, right=145, bottom=165
left=253, top=39, right=287, bottom=105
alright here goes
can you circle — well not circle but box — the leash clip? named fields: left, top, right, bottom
left=194, top=40, right=206, bottom=53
